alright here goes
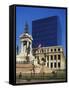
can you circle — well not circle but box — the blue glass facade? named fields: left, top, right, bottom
left=32, top=16, right=61, bottom=48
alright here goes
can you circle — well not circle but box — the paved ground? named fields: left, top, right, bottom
left=16, top=70, right=66, bottom=84
left=16, top=79, right=66, bottom=84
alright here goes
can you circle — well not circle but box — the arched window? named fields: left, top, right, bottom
left=58, top=55, right=61, bottom=60
left=58, top=62, right=60, bottom=68
left=58, top=48, right=60, bottom=51
left=47, top=56, right=49, bottom=60
left=54, top=55, right=56, bottom=60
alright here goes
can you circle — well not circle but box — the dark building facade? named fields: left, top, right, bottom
left=32, top=16, right=61, bottom=48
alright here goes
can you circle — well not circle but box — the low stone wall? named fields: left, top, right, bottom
left=16, top=63, right=66, bottom=76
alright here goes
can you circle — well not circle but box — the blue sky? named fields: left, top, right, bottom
left=16, top=6, right=66, bottom=56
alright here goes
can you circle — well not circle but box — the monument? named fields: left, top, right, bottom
left=16, top=23, right=34, bottom=64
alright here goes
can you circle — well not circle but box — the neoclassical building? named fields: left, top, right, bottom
left=32, top=46, right=65, bottom=70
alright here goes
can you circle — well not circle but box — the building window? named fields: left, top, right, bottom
left=47, top=56, right=49, bottom=60
left=51, top=55, right=53, bottom=60
left=51, top=63, right=53, bottom=68
left=58, top=55, right=61, bottom=60
left=58, top=48, right=60, bottom=51
left=54, top=63, right=56, bottom=68
left=58, top=62, right=60, bottom=68
left=54, top=49, right=56, bottom=52
left=51, top=49, right=53, bottom=52
left=54, top=55, right=57, bottom=60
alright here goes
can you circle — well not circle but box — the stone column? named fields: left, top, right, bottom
left=45, top=54, right=47, bottom=66
left=29, top=42, right=31, bottom=54
left=60, top=53, right=62, bottom=69
left=23, top=41, right=27, bottom=55
left=21, top=41, right=23, bottom=53
left=49, top=55, right=50, bottom=68
left=30, top=42, right=32, bottom=53
left=56, top=54, right=58, bottom=69
left=53, top=55, right=54, bottom=69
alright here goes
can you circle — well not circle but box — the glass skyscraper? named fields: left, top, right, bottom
left=32, top=16, right=62, bottom=48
